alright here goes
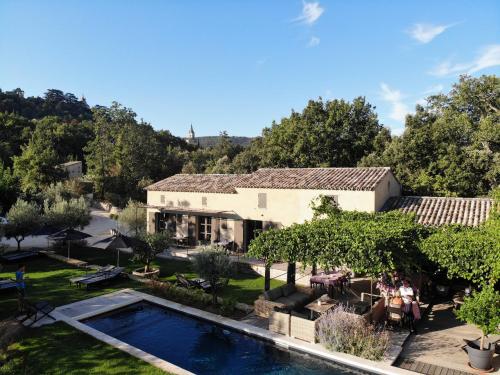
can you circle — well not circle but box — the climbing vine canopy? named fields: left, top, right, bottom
left=248, top=211, right=427, bottom=276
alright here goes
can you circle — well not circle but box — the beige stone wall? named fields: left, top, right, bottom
left=373, top=172, right=402, bottom=212
left=147, top=186, right=384, bottom=229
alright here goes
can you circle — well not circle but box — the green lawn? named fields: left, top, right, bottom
left=53, top=246, right=284, bottom=305
left=0, top=257, right=140, bottom=320
left=0, top=322, right=168, bottom=375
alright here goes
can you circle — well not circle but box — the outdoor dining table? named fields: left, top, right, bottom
left=305, top=295, right=337, bottom=319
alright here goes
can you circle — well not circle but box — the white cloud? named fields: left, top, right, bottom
left=469, top=44, right=500, bottom=73
left=423, top=84, right=444, bottom=94
left=308, top=36, right=320, bottom=47
left=380, top=83, right=410, bottom=123
left=408, top=23, right=453, bottom=44
left=294, top=2, right=324, bottom=25
left=256, top=57, right=267, bottom=66
left=430, top=44, right=500, bottom=76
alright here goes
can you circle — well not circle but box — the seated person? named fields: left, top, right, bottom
left=399, top=279, right=421, bottom=327
left=399, top=278, right=414, bottom=305
left=392, top=271, right=404, bottom=289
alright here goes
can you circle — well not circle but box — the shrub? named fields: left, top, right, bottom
left=456, top=284, right=500, bottom=350
left=316, top=305, right=389, bottom=361
left=220, top=297, right=237, bottom=317
left=148, top=280, right=212, bottom=308
left=192, top=248, right=233, bottom=304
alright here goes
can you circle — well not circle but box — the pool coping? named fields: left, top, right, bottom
left=56, top=289, right=418, bottom=375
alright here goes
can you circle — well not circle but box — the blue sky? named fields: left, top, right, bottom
left=1, top=1, right=499, bottom=137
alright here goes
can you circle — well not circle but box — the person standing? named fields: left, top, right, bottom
left=15, top=263, right=26, bottom=312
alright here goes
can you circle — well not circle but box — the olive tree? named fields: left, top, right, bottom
left=132, top=232, right=170, bottom=273
left=43, top=196, right=91, bottom=230
left=192, top=249, right=233, bottom=304
left=4, top=199, right=41, bottom=251
left=118, top=200, right=146, bottom=236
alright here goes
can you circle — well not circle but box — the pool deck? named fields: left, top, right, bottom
left=397, top=302, right=499, bottom=374
left=39, top=288, right=419, bottom=375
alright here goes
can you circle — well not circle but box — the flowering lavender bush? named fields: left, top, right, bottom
left=316, top=305, right=389, bottom=361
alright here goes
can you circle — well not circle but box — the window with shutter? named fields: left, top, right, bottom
left=258, top=193, right=267, bottom=209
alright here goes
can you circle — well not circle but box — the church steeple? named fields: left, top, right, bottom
left=185, top=124, right=196, bottom=144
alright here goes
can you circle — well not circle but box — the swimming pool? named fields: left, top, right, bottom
left=83, top=301, right=368, bottom=375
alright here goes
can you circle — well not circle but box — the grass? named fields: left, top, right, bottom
left=0, top=322, right=168, bottom=375
left=0, top=256, right=141, bottom=320
left=0, top=248, right=282, bottom=374
left=53, top=246, right=284, bottom=305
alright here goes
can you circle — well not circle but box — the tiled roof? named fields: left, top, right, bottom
left=235, top=167, right=391, bottom=191
left=145, top=174, right=251, bottom=194
left=383, top=196, right=493, bottom=227
left=147, top=167, right=392, bottom=194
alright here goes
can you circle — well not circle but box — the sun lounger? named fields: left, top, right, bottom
left=21, top=301, right=56, bottom=327
left=175, top=273, right=194, bottom=288
left=0, top=249, right=40, bottom=263
left=0, top=279, right=17, bottom=291
left=77, top=267, right=124, bottom=289
left=176, top=273, right=212, bottom=292
left=69, top=265, right=115, bottom=285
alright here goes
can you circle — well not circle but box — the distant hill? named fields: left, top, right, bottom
left=195, top=136, right=254, bottom=148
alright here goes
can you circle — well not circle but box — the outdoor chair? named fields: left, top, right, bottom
left=77, top=267, right=124, bottom=290
left=0, top=279, right=17, bottom=291
left=175, top=273, right=195, bottom=288
left=269, top=310, right=291, bottom=336
left=69, top=265, right=116, bottom=286
left=176, top=274, right=214, bottom=293
left=21, top=301, right=56, bottom=327
left=0, top=249, right=40, bottom=263
left=290, top=313, right=324, bottom=344
left=386, top=303, right=403, bottom=328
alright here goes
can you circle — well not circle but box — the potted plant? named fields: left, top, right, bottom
left=132, top=232, right=170, bottom=279
left=456, top=285, right=500, bottom=371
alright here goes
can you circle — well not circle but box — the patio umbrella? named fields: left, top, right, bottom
left=48, top=228, right=91, bottom=259
left=88, top=232, right=145, bottom=266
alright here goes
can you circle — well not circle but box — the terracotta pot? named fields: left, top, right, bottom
left=132, top=267, right=160, bottom=279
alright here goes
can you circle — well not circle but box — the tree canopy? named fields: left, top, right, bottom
left=43, top=196, right=91, bottom=230
left=1, top=75, right=497, bottom=207
left=421, top=190, right=500, bottom=285
left=4, top=199, right=41, bottom=251
left=361, top=75, right=499, bottom=197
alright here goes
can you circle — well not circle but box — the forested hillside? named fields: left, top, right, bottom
left=196, top=136, right=253, bottom=148
left=0, top=74, right=498, bottom=213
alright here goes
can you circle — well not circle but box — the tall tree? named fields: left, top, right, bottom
left=0, top=162, right=18, bottom=213
left=232, top=97, right=383, bottom=171
left=361, top=75, right=499, bottom=197
left=12, top=127, right=65, bottom=194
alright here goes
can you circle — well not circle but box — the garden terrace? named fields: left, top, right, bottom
left=51, top=245, right=284, bottom=305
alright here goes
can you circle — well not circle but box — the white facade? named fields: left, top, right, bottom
left=59, top=161, right=83, bottom=179
left=146, top=169, right=401, bottom=250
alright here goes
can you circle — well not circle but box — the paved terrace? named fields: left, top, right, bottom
left=397, top=302, right=499, bottom=374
